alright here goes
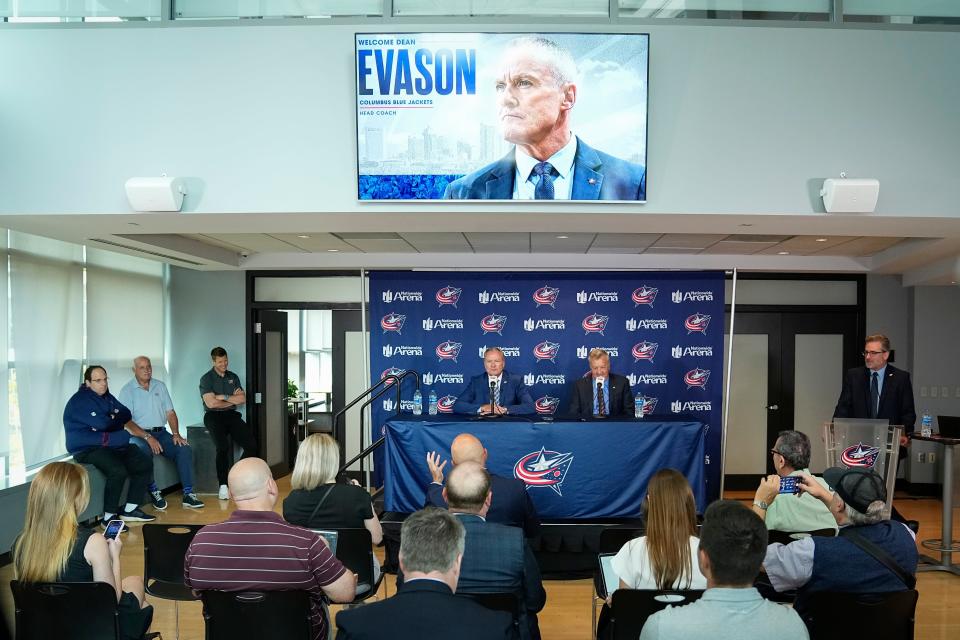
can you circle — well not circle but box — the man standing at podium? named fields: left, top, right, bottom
left=568, top=348, right=634, bottom=418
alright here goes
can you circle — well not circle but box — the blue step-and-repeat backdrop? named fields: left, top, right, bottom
left=369, top=271, right=725, bottom=502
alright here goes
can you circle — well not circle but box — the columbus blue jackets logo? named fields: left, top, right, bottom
left=684, top=313, right=711, bottom=334
left=514, top=447, right=574, bottom=495
left=632, top=285, right=658, bottom=307
left=437, top=395, right=457, bottom=414
left=632, top=341, right=658, bottom=363
left=533, top=341, right=560, bottom=363
left=637, top=395, right=659, bottom=416
left=841, top=442, right=881, bottom=469
left=380, top=313, right=406, bottom=334
left=379, top=367, right=406, bottom=385
left=480, top=313, right=507, bottom=335
left=436, top=286, right=462, bottom=307
left=684, top=368, right=711, bottom=390
left=435, top=341, right=462, bottom=362
left=533, top=285, right=560, bottom=308
left=534, top=395, right=560, bottom=415
left=582, top=314, right=609, bottom=335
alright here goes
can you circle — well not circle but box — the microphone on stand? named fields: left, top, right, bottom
left=488, top=380, right=497, bottom=417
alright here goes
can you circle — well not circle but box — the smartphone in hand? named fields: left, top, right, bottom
left=779, top=476, right=800, bottom=494
left=103, top=519, right=126, bottom=540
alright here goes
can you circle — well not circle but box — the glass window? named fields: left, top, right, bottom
left=394, top=0, right=608, bottom=17
left=174, top=0, right=382, bottom=19
left=619, top=0, right=830, bottom=21
left=843, top=0, right=960, bottom=25
left=1, top=0, right=161, bottom=21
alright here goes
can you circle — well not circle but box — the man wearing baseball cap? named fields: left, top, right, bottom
left=762, top=467, right=918, bottom=618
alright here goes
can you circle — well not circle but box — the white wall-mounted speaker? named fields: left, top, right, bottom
left=820, top=178, right=879, bottom=213
left=124, top=176, right=186, bottom=212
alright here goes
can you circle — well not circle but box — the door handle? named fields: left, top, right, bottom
left=766, top=404, right=779, bottom=410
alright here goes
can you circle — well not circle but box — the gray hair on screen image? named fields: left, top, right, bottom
left=504, top=36, right=579, bottom=87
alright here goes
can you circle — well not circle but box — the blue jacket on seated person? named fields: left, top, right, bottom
left=452, top=371, right=535, bottom=415
left=63, top=385, right=133, bottom=454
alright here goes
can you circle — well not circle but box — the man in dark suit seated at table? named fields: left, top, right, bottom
left=335, top=507, right=513, bottom=640
left=453, top=347, right=535, bottom=416
left=424, top=433, right=541, bottom=538
left=568, top=348, right=634, bottom=418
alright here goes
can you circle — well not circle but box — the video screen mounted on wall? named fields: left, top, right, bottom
left=355, top=32, right=649, bottom=202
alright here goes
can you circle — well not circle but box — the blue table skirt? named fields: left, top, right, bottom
left=383, top=416, right=706, bottom=518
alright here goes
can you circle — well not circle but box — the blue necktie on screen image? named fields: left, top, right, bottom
left=870, top=371, right=879, bottom=418
left=533, top=161, right=556, bottom=200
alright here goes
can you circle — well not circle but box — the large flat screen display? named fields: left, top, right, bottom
left=355, top=32, right=649, bottom=202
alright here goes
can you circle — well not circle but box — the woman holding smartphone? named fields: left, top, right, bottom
left=13, top=461, right=154, bottom=639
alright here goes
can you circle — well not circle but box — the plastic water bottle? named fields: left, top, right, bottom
left=921, top=410, right=933, bottom=438
left=412, top=389, right=422, bottom=416
left=634, top=395, right=644, bottom=419
left=428, top=389, right=438, bottom=416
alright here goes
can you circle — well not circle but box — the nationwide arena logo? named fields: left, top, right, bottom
left=514, top=448, right=574, bottom=495
left=381, top=290, right=422, bottom=303
left=626, top=318, right=668, bottom=331
left=533, top=285, right=560, bottom=308
left=685, top=313, right=711, bottom=334
left=671, top=400, right=713, bottom=413
left=672, top=345, right=714, bottom=358
left=422, top=372, right=465, bottom=386
left=632, top=285, right=659, bottom=307
left=533, top=341, right=560, bottom=363
left=480, top=313, right=508, bottom=335
left=523, top=318, right=566, bottom=331
left=382, top=344, right=422, bottom=357
left=380, top=312, right=406, bottom=334
left=383, top=398, right=415, bottom=412
left=478, top=290, right=521, bottom=304
left=576, top=346, right=619, bottom=359
left=478, top=345, right=520, bottom=358
left=576, top=290, right=619, bottom=304
left=435, top=285, right=462, bottom=307
left=437, top=395, right=458, bottom=414
left=582, top=314, right=609, bottom=335
left=840, top=443, right=881, bottom=469
left=524, top=373, right=567, bottom=386
left=380, top=367, right=406, bottom=385
left=672, top=289, right=715, bottom=303
left=435, top=341, right=463, bottom=362
left=632, top=341, right=659, bottom=362
left=637, top=395, right=659, bottom=416
left=534, top=395, right=560, bottom=415
left=422, top=317, right=464, bottom=331
left=684, top=368, right=711, bottom=390
left=627, top=373, right=667, bottom=385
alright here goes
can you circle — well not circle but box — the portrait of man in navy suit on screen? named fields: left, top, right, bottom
left=443, top=36, right=646, bottom=201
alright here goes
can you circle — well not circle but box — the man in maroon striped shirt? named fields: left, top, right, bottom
left=184, top=458, right=356, bottom=640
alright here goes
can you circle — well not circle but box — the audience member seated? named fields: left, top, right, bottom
left=611, top=468, right=707, bottom=592
left=414, top=461, right=546, bottom=640
left=335, top=508, right=514, bottom=640
left=425, top=433, right=541, bottom=538
left=63, top=365, right=155, bottom=523
left=751, top=431, right=836, bottom=534
left=185, top=458, right=356, bottom=640
left=640, top=500, right=808, bottom=640
left=13, top=462, right=154, bottom=640
left=763, top=467, right=918, bottom=618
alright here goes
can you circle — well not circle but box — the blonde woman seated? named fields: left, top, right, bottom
left=611, top=468, right=707, bottom=593
left=283, top=434, right=383, bottom=585
left=13, top=462, right=154, bottom=640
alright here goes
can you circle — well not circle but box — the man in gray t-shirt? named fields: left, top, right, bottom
left=199, top=346, right=258, bottom=500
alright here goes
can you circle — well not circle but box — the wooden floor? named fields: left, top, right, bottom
left=2, top=479, right=958, bottom=639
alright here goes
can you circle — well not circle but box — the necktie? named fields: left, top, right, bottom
left=597, top=382, right=606, bottom=416
left=533, top=162, right=555, bottom=200
left=870, top=372, right=879, bottom=419
left=494, top=381, right=500, bottom=407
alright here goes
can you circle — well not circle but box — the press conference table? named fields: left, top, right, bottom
left=382, top=415, right=707, bottom=519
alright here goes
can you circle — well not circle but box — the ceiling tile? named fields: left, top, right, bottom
left=465, top=233, right=530, bottom=253
left=530, top=233, right=595, bottom=253
left=271, top=233, right=359, bottom=252
left=199, top=233, right=302, bottom=252
left=399, top=233, right=473, bottom=253
left=701, top=240, right=778, bottom=255
left=651, top=234, right=727, bottom=250
left=590, top=233, right=662, bottom=251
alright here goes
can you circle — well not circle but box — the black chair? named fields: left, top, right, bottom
left=767, top=528, right=836, bottom=545
left=142, top=524, right=204, bottom=640
left=802, top=589, right=919, bottom=640
left=591, top=527, right=644, bottom=639
left=10, top=580, right=160, bottom=640
left=201, top=590, right=312, bottom=640
left=318, top=528, right=384, bottom=603
left=603, top=588, right=704, bottom=640
left=457, top=592, right=521, bottom=639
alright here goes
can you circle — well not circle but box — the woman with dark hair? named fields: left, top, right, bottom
left=63, top=365, right=154, bottom=523
left=13, top=462, right=154, bottom=639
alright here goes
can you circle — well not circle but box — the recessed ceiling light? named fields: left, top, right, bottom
left=778, top=251, right=790, bottom=255
left=556, top=235, right=569, bottom=239
left=128, top=222, right=140, bottom=226
left=739, top=223, right=753, bottom=227
left=815, top=238, right=828, bottom=242
left=297, top=234, right=310, bottom=239
left=327, top=249, right=339, bottom=252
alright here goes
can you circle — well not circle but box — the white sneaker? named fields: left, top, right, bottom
left=218, top=484, right=229, bottom=500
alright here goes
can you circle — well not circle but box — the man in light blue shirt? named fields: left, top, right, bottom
left=119, top=356, right=204, bottom=509
left=640, top=500, right=808, bottom=640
